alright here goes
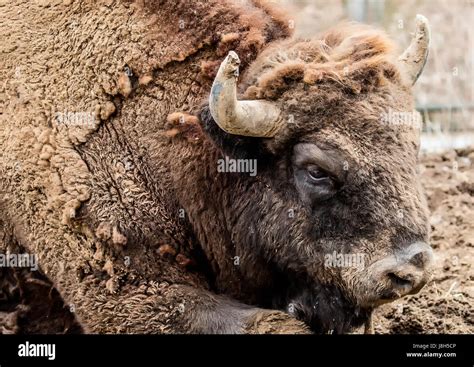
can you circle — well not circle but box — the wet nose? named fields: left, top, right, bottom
left=377, top=242, right=434, bottom=297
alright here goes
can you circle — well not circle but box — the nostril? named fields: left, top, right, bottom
left=409, top=250, right=429, bottom=268
left=387, top=272, right=413, bottom=289
left=407, top=242, right=434, bottom=269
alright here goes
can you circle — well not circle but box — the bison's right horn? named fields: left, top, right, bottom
left=209, top=51, right=283, bottom=137
left=398, top=14, right=431, bottom=85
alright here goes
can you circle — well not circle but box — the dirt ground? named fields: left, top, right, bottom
left=373, top=148, right=474, bottom=334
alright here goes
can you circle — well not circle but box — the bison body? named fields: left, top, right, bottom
left=0, top=0, right=432, bottom=333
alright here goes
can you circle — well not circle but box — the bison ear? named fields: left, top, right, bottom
left=200, top=104, right=269, bottom=160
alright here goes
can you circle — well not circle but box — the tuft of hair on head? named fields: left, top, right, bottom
left=242, top=22, right=402, bottom=99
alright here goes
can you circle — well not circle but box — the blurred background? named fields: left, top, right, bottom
left=276, top=0, right=474, bottom=152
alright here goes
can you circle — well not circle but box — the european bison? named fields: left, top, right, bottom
left=0, top=0, right=432, bottom=334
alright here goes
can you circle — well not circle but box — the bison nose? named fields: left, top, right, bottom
left=377, top=242, right=434, bottom=298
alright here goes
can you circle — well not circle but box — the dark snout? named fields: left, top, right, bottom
left=369, top=242, right=434, bottom=302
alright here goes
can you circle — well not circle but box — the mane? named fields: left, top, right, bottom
left=241, top=23, right=402, bottom=99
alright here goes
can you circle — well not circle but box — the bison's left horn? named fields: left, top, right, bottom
left=209, top=51, right=283, bottom=137
left=399, top=14, right=431, bottom=85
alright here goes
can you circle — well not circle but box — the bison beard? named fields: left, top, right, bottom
left=275, top=283, right=372, bottom=334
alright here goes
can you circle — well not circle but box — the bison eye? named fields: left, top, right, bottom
left=293, top=163, right=338, bottom=204
left=306, top=166, right=331, bottom=184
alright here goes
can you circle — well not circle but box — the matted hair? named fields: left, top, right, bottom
left=241, top=23, right=403, bottom=99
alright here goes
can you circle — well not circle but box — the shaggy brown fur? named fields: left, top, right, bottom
left=237, top=23, right=412, bottom=154
left=0, top=0, right=305, bottom=334
left=1, top=0, right=429, bottom=334
left=242, top=23, right=402, bottom=100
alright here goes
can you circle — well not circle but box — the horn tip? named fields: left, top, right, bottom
left=226, top=51, right=241, bottom=66
left=414, top=14, right=430, bottom=38
left=219, top=51, right=240, bottom=76
left=228, top=50, right=240, bottom=60
left=415, top=14, right=428, bottom=25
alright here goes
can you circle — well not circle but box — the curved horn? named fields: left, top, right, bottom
left=399, top=14, right=431, bottom=85
left=209, top=51, right=283, bottom=137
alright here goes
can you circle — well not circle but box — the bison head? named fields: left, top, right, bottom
left=201, top=16, right=433, bottom=333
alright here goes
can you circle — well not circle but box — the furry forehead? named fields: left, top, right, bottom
left=241, top=23, right=403, bottom=100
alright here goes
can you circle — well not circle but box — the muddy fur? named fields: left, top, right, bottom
left=1, top=0, right=429, bottom=334
left=0, top=0, right=305, bottom=334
